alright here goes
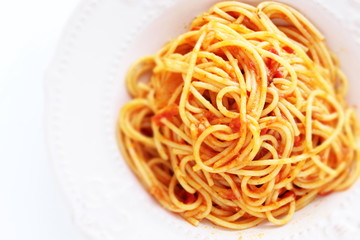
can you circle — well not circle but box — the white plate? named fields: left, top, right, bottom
left=45, top=0, right=360, bottom=239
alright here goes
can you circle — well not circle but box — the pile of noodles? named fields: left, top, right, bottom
left=118, top=1, right=360, bottom=229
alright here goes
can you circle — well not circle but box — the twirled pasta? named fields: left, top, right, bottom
left=117, top=1, right=360, bottom=229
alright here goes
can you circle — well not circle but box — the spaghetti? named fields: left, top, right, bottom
left=117, top=1, right=360, bottom=229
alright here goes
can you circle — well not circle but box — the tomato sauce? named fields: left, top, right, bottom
left=265, top=48, right=283, bottom=82
left=178, top=188, right=196, bottom=204
left=283, top=46, right=294, bottom=54
left=190, top=26, right=201, bottom=31
left=294, top=135, right=302, bottom=147
left=152, top=105, right=179, bottom=126
left=229, top=118, right=241, bottom=132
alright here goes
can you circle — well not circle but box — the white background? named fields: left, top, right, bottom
left=0, top=1, right=86, bottom=239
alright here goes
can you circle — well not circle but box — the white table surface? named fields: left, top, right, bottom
left=0, top=1, right=87, bottom=239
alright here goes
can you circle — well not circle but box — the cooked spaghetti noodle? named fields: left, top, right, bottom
left=117, top=1, right=360, bottom=229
